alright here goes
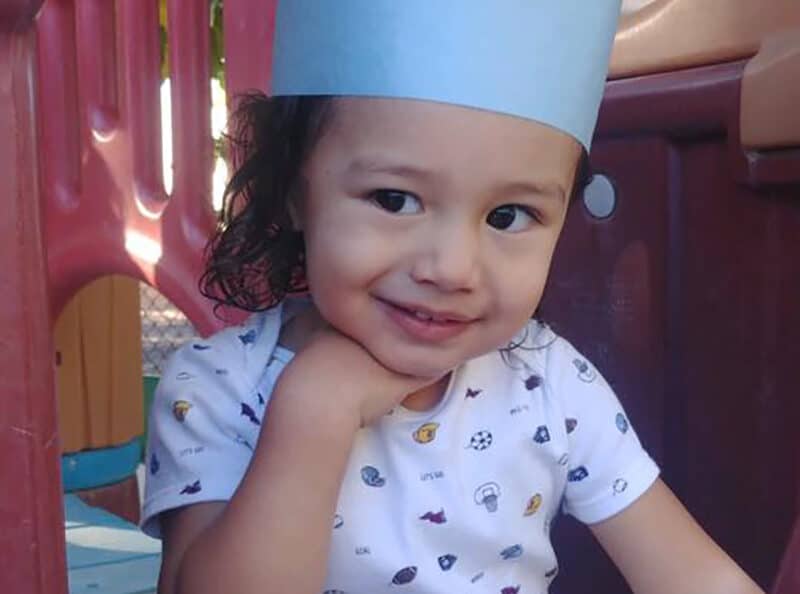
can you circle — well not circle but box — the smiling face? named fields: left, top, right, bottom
left=297, top=97, right=581, bottom=379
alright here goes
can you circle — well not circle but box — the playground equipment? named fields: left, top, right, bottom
left=1, top=1, right=799, bottom=592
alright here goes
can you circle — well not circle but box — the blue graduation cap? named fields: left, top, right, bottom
left=271, top=1, right=621, bottom=151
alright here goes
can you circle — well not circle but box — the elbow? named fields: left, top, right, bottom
left=172, top=540, right=215, bottom=594
left=172, top=542, right=312, bottom=594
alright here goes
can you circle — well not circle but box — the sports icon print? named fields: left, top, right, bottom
left=466, top=430, right=493, bottom=451
left=438, top=554, right=457, bottom=570
left=360, top=466, right=386, bottom=487
left=465, top=388, right=482, bottom=399
left=391, top=566, right=417, bottom=585
left=179, top=480, right=202, bottom=495
left=568, top=466, right=589, bottom=482
left=613, top=478, right=629, bottom=494
left=500, top=544, right=523, bottom=560
left=524, top=493, right=542, bottom=516
left=525, top=374, right=542, bottom=390
left=419, top=509, right=447, bottom=524
left=238, top=328, right=257, bottom=345
left=533, top=425, right=550, bottom=444
left=240, top=402, right=260, bottom=425
left=474, top=482, right=501, bottom=512
left=413, top=422, right=439, bottom=444
left=572, top=358, right=597, bottom=382
left=172, top=400, right=192, bottom=422
left=149, top=452, right=160, bottom=475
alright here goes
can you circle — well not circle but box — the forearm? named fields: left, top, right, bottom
left=175, top=377, right=360, bottom=594
left=591, top=480, right=765, bottom=594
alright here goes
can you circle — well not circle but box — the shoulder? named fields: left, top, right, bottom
left=149, top=307, right=285, bottom=435
left=158, top=307, right=283, bottom=399
left=141, top=308, right=285, bottom=537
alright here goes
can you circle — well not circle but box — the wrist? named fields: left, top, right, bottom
left=271, top=365, right=362, bottom=434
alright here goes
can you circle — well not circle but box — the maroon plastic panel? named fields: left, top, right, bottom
left=546, top=62, right=800, bottom=593
left=774, top=518, right=800, bottom=594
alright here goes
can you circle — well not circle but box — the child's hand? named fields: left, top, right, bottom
left=278, top=322, right=446, bottom=427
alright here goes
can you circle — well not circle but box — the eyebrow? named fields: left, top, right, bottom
left=346, top=157, right=566, bottom=202
left=345, top=158, right=436, bottom=183
left=492, top=180, right=566, bottom=203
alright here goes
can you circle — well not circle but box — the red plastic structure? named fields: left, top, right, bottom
left=0, top=1, right=275, bottom=592
left=1, top=3, right=64, bottom=593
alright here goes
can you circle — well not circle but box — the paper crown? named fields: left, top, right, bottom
left=271, top=1, right=622, bottom=150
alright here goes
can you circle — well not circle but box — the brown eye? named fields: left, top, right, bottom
left=487, top=205, right=537, bottom=232
left=370, top=190, right=422, bottom=214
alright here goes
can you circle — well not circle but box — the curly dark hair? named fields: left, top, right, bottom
left=200, top=92, right=593, bottom=314
left=200, top=93, right=335, bottom=312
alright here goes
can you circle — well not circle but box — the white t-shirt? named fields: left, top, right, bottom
left=141, top=301, right=659, bottom=593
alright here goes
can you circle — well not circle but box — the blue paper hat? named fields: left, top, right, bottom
left=271, top=1, right=622, bottom=151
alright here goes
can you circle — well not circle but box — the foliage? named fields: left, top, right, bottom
left=159, top=0, right=225, bottom=88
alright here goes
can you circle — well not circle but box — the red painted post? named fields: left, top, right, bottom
left=225, top=0, right=276, bottom=104
left=0, top=1, right=281, bottom=590
left=0, top=3, right=68, bottom=594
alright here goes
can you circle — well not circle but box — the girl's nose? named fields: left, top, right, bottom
left=409, top=223, right=481, bottom=292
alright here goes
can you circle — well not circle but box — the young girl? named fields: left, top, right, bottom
left=141, top=2, right=765, bottom=593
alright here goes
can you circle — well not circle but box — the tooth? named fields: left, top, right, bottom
left=414, top=311, right=432, bottom=321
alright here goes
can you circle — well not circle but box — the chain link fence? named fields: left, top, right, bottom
left=139, top=283, right=198, bottom=376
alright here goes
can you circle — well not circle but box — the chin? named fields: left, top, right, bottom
left=369, top=341, right=476, bottom=380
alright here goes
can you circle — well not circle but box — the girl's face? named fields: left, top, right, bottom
left=298, top=97, right=581, bottom=378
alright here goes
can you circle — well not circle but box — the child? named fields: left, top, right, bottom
left=141, top=2, right=765, bottom=593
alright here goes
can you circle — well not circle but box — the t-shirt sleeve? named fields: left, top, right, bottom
left=547, top=336, right=660, bottom=525
left=140, top=314, right=278, bottom=539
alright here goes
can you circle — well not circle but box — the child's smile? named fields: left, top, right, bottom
left=297, top=97, right=581, bottom=384
left=375, top=296, right=479, bottom=343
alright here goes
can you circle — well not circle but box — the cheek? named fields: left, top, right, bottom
left=488, top=241, right=559, bottom=320
left=305, top=227, right=387, bottom=286
left=302, top=210, right=399, bottom=322
left=495, top=280, right=546, bottom=331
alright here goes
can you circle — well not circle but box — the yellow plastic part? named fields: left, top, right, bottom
left=611, top=0, right=800, bottom=78
left=55, top=276, right=144, bottom=453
